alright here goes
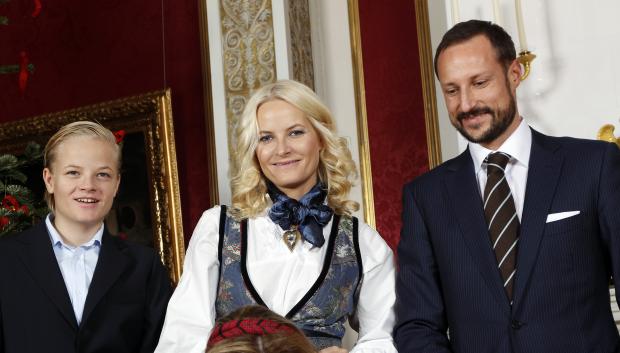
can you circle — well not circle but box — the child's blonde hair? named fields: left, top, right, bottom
left=43, top=121, right=121, bottom=212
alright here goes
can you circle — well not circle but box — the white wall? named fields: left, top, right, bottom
left=308, top=0, right=364, bottom=220
left=431, top=0, right=620, bottom=160
left=428, top=0, right=465, bottom=160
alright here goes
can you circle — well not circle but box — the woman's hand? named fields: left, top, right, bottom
left=318, top=347, right=348, bottom=353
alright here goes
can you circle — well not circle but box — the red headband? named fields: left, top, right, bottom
left=207, top=317, right=296, bottom=347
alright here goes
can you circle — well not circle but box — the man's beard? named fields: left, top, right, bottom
left=453, top=91, right=517, bottom=145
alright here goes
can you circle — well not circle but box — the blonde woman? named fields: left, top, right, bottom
left=0, top=121, right=171, bottom=353
left=156, top=80, right=396, bottom=353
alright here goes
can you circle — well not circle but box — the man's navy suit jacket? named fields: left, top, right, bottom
left=0, top=221, right=172, bottom=353
left=395, top=130, right=620, bottom=352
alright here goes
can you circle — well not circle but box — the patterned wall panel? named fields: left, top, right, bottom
left=219, top=0, right=277, bottom=169
left=287, top=0, right=314, bottom=90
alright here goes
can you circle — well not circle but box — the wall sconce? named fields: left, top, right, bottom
left=517, top=51, right=536, bottom=80
left=515, top=0, right=535, bottom=80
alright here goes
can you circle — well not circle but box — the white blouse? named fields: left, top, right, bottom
left=155, top=206, right=397, bottom=353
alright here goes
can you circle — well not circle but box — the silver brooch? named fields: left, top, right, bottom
left=282, top=225, right=301, bottom=251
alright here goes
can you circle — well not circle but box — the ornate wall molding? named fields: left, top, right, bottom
left=415, top=0, right=442, bottom=168
left=219, top=0, right=277, bottom=170
left=288, top=0, right=314, bottom=90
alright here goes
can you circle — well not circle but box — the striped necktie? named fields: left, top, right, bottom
left=483, top=152, right=519, bottom=300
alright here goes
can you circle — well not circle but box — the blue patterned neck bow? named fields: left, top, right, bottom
left=267, top=182, right=333, bottom=249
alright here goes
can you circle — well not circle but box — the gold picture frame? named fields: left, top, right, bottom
left=415, top=0, right=443, bottom=168
left=0, top=89, right=185, bottom=284
left=347, top=0, right=376, bottom=228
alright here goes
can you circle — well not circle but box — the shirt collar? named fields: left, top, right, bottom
left=469, top=117, right=532, bottom=173
left=45, top=214, right=104, bottom=249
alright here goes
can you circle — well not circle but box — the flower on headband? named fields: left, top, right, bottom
left=207, top=317, right=295, bottom=347
left=113, top=130, right=126, bottom=144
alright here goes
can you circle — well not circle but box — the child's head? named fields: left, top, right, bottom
left=206, top=305, right=316, bottom=353
left=42, top=121, right=121, bottom=230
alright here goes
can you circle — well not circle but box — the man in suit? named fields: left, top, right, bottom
left=0, top=121, right=171, bottom=353
left=394, top=20, right=620, bottom=352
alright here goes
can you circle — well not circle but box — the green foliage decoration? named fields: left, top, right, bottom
left=0, top=142, right=48, bottom=237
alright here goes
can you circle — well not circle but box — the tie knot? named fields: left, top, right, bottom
left=485, top=152, right=511, bottom=175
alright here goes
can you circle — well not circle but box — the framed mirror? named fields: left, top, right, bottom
left=0, top=89, right=185, bottom=284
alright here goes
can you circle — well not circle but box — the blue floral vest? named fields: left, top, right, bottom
left=214, top=206, right=363, bottom=349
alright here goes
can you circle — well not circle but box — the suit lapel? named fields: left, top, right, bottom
left=512, top=130, right=563, bottom=308
left=17, top=222, right=78, bottom=329
left=443, top=150, right=511, bottom=314
left=81, top=231, right=129, bottom=326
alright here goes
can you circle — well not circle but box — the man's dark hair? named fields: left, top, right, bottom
left=434, top=20, right=517, bottom=77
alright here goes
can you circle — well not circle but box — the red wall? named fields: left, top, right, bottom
left=0, top=0, right=211, bottom=243
left=358, top=0, right=430, bottom=250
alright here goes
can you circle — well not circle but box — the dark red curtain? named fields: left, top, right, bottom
left=358, top=0, right=430, bottom=250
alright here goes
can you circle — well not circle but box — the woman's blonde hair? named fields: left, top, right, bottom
left=206, top=305, right=316, bottom=353
left=43, top=120, right=121, bottom=212
left=230, top=80, right=359, bottom=219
